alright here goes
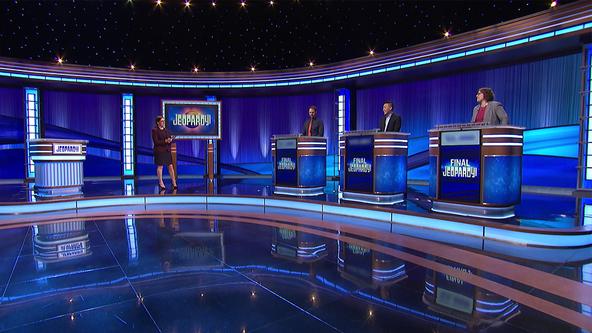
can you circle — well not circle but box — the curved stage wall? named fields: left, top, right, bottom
left=0, top=1, right=590, bottom=189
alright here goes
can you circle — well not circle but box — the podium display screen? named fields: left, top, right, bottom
left=275, top=139, right=298, bottom=186
left=162, top=100, right=221, bottom=139
left=345, top=135, right=374, bottom=192
left=438, top=130, right=481, bottom=203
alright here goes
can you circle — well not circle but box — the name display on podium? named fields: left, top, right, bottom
left=345, top=135, right=374, bottom=192
left=438, top=130, right=481, bottom=203
left=162, top=100, right=222, bottom=139
left=275, top=138, right=298, bottom=186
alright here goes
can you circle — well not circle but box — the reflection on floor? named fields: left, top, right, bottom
left=0, top=215, right=589, bottom=332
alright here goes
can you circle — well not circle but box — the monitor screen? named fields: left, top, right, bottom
left=162, top=100, right=222, bottom=140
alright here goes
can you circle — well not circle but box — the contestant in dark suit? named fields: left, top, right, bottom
left=302, top=105, right=324, bottom=137
left=379, top=101, right=401, bottom=132
left=471, top=87, right=509, bottom=125
left=152, top=116, right=178, bottom=191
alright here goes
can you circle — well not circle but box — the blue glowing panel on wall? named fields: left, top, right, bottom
left=299, top=155, right=325, bottom=187
left=345, top=135, right=374, bottom=192
left=275, top=139, right=297, bottom=186
left=162, top=100, right=221, bottom=139
left=375, top=155, right=406, bottom=194
left=439, top=145, right=481, bottom=203
left=483, top=156, right=521, bottom=205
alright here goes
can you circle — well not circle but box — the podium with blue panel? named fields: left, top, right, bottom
left=429, top=124, right=524, bottom=219
left=339, top=130, right=409, bottom=204
left=272, top=134, right=326, bottom=196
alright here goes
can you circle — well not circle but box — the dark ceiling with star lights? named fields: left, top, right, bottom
left=0, top=0, right=577, bottom=72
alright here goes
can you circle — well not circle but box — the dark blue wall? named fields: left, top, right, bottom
left=0, top=87, right=24, bottom=179
left=43, top=90, right=121, bottom=177
left=356, top=53, right=581, bottom=136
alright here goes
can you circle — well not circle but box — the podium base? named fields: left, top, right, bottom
left=341, top=191, right=404, bottom=205
left=273, top=186, right=324, bottom=196
left=35, top=186, right=83, bottom=198
left=431, top=201, right=515, bottom=219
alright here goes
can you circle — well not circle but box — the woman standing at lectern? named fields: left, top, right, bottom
left=152, top=116, right=178, bottom=191
left=471, top=87, right=509, bottom=125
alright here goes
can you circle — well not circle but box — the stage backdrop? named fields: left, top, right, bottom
left=135, top=92, right=335, bottom=177
left=356, top=53, right=581, bottom=189
left=0, top=87, right=24, bottom=179
left=356, top=53, right=581, bottom=137
left=43, top=90, right=121, bottom=177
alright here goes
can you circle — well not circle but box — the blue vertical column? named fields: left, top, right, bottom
left=24, top=87, right=40, bottom=180
left=122, top=93, right=135, bottom=178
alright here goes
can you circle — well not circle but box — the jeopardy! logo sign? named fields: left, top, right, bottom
left=278, top=157, right=296, bottom=171
left=52, top=144, right=82, bottom=154
left=348, top=157, right=372, bottom=173
left=442, top=159, right=477, bottom=178
left=171, top=110, right=212, bottom=128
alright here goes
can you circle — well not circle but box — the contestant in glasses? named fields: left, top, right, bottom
left=471, top=87, right=509, bottom=125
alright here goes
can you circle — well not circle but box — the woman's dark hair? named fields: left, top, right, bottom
left=478, top=87, right=495, bottom=102
left=155, top=116, right=164, bottom=126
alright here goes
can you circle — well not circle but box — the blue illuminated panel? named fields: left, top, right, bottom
left=299, top=155, right=325, bottom=187
left=483, top=156, right=521, bottom=205
left=439, top=145, right=481, bottom=203
left=122, top=93, right=134, bottom=177
left=24, top=87, right=40, bottom=179
left=375, top=155, right=406, bottom=194
left=345, top=135, right=374, bottom=192
left=275, top=139, right=297, bottom=186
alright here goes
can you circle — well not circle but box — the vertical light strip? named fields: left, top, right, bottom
left=122, top=93, right=134, bottom=177
left=336, top=89, right=350, bottom=172
left=585, top=47, right=592, bottom=180
left=124, top=178, right=135, bottom=196
left=24, top=87, right=40, bottom=179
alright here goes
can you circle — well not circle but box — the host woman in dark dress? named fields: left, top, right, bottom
left=152, top=116, right=178, bottom=191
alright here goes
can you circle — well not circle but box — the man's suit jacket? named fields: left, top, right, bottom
left=471, top=101, right=509, bottom=125
left=379, top=112, right=401, bottom=132
left=302, top=118, right=324, bottom=137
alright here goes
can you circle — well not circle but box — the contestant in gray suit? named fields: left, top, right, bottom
left=470, top=87, right=509, bottom=125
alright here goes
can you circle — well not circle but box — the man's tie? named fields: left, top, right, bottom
left=307, top=119, right=313, bottom=136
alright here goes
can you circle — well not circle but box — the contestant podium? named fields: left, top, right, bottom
left=29, top=139, right=87, bottom=198
left=271, top=134, right=326, bottom=196
left=339, top=130, right=409, bottom=204
left=429, top=124, right=524, bottom=219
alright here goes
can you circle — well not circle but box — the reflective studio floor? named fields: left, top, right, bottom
left=0, top=179, right=590, bottom=332
left=0, top=213, right=590, bottom=332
